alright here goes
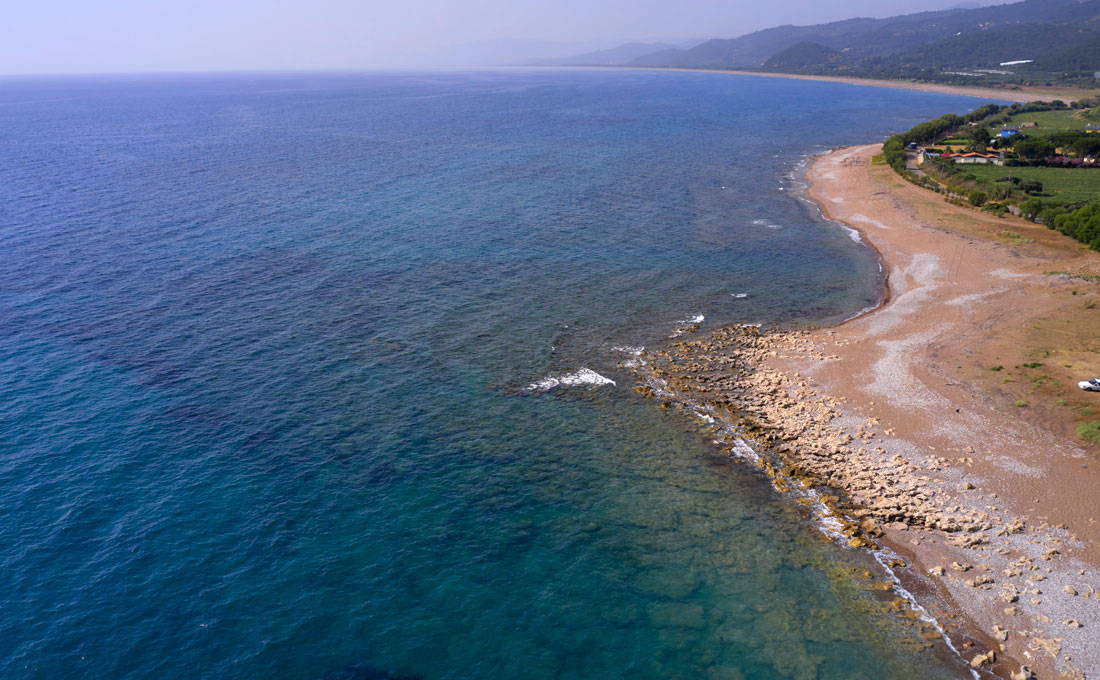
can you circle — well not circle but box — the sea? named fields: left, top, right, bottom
left=0, top=69, right=995, bottom=679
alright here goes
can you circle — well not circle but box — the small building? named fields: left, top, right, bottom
left=941, top=152, right=1004, bottom=166
left=1087, top=124, right=1100, bottom=134
left=1000, top=126, right=1020, bottom=138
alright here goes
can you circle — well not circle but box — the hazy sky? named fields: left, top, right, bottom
left=2, top=0, right=1001, bottom=74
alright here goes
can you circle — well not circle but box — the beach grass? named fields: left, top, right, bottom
left=1078, top=420, right=1100, bottom=444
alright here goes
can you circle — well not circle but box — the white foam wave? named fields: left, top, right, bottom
left=610, top=345, right=644, bottom=356
left=526, top=368, right=615, bottom=392
left=731, top=293, right=748, bottom=299
left=670, top=314, right=705, bottom=337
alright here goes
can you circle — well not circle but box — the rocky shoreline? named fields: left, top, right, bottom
left=633, top=324, right=1092, bottom=680
left=626, top=143, right=1100, bottom=680
left=642, top=326, right=1025, bottom=541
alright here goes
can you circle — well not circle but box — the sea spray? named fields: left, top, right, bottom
left=526, top=368, right=616, bottom=392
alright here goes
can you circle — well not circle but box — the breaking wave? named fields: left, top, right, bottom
left=526, top=368, right=616, bottom=392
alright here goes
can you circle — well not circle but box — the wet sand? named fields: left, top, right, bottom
left=639, top=145, right=1100, bottom=679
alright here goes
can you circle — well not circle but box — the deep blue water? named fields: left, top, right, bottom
left=0, top=69, right=994, bottom=679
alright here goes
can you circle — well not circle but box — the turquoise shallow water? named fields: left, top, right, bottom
left=0, top=69, right=993, bottom=679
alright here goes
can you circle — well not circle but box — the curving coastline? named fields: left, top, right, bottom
left=624, top=67, right=1098, bottom=104
left=638, top=144, right=1100, bottom=679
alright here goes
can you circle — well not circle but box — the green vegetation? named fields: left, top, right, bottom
left=961, top=166, right=1100, bottom=205
left=1014, top=400, right=1028, bottom=407
left=1004, top=109, right=1094, bottom=132
left=882, top=104, right=1002, bottom=175
left=1052, top=203, right=1100, bottom=250
left=990, top=365, right=1004, bottom=371
left=884, top=100, right=1100, bottom=251
left=1079, top=420, right=1100, bottom=445
left=1045, top=271, right=1100, bottom=282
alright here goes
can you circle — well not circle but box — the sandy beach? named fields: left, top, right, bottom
left=633, top=68, right=1099, bottom=104
left=800, top=145, right=1100, bottom=679
left=640, top=145, right=1100, bottom=679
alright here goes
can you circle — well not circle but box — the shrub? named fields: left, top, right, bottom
left=1078, top=421, right=1100, bottom=445
left=1052, top=202, right=1100, bottom=250
left=1019, top=180, right=1043, bottom=195
left=968, top=190, right=988, bottom=207
left=1020, top=198, right=1043, bottom=219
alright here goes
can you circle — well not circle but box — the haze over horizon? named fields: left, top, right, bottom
left=0, top=0, right=1011, bottom=75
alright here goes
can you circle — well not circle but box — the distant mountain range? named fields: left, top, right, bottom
left=542, top=0, right=1100, bottom=86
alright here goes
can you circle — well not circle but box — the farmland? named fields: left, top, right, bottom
left=961, top=165, right=1100, bottom=204
left=1003, top=108, right=1094, bottom=132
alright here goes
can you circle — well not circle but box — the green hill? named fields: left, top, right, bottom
left=549, top=0, right=1100, bottom=87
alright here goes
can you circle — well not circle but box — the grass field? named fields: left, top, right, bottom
left=1004, top=108, right=1093, bottom=132
left=962, top=164, right=1100, bottom=203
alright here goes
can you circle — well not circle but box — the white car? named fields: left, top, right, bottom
left=1080, top=379, right=1100, bottom=392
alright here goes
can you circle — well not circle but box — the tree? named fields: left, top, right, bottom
left=967, top=126, right=991, bottom=151
left=968, top=190, right=988, bottom=207
left=1070, top=136, right=1100, bottom=157
left=1014, top=138, right=1055, bottom=160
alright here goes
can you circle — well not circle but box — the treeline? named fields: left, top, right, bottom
left=1003, top=132, right=1100, bottom=160
left=882, top=104, right=1005, bottom=173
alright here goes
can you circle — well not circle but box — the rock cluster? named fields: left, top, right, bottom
left=638, top=325, right=1017, bottom=541
left=633, top=324, right=1099, bottom=680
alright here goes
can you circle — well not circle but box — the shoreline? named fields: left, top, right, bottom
left=639, top=144, right=1100, bottom=679
left=798, top=146, right=1100, bottom=679
left=622, top=67, right=1098, bottom=103
left=799, top=146, right=1100, bottom=679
